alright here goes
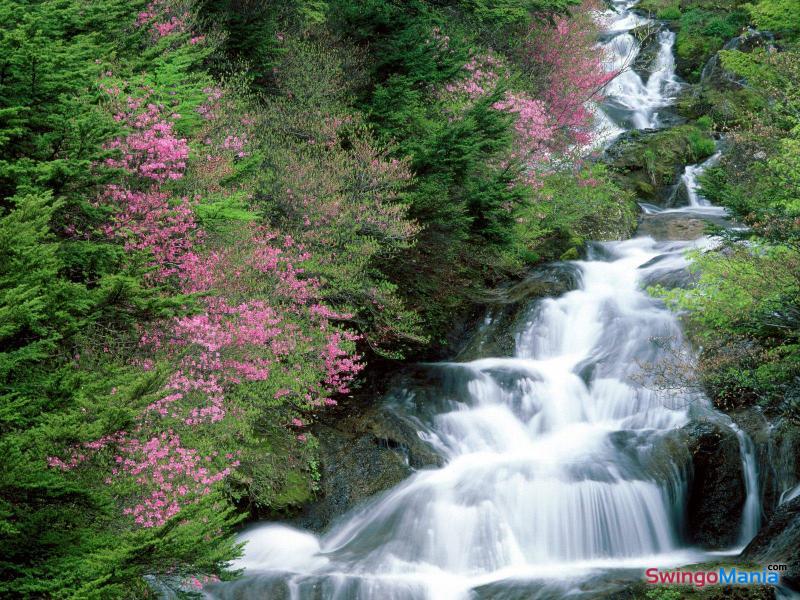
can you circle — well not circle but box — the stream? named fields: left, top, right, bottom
left=206, top=2, right=765, bottom=598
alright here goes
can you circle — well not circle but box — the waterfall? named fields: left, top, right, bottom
left=681, top=152, right=721, bottom=207
left=730, top=425, right=762, bottom=546
left=207, top=2, right=765, bottom=598
left=599, top=4, right=680, bottom=130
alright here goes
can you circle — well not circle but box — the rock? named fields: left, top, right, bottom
left=631, top=23, right=664, bottom=78
left=457, top=263, right=581, bottom=361
left=752, top=416, right=800, bottom=522
left=683, top=419, right=748, bottom=548
left=664, top=177, right=691, bottom=208
left=701, top=30, right=778, bottom=91
left=294, top=405, right=441, bottom=531
left=637, top=212, right=710, bottom=240
left=605, top=126, right=716, bottom=203
left=742, top=496, right=800, bottom=591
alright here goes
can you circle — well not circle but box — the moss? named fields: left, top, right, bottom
left=636, top=0, right=680, bottom=17
left=271, top=469, right=316, bottom=507
left=678, top=86, right=761, bottom=126
left=607, top=125, right=717, bottom=200
left=560, top=247, right=580, bottom=260
left=675, top=7, right=751, bottom=81
left=631, top=580, right=776, bottom=599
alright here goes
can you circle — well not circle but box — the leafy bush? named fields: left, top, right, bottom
left=676, top=8, right=750, bottom=80
left=748, top=0, right=800, bottom=39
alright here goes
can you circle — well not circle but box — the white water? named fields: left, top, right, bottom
left=207, top=2, right=765, bottom=599
left=731, top=424, right=762, bottom=545
left=682, top=152, right=721, bottom=207
left=599, top=1, right=681, bottom=131
left=214, top=239, right=714, bottom=599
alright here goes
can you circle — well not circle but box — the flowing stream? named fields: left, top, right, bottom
left=207, top=2, right=763, bottom=598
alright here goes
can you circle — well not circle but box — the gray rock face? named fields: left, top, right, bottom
left=637, top=212, right=710, bottom=240
left=742, top=497, right=800, bottom=591
left=457, top=263, right=581, bottom=361
left=631, top=23, right=664, bottom=78
left=294, top=405, right=441, bottom=531
left=604, top=126, right=715, bottom=203
left=683, top=419, right=747, bottom=548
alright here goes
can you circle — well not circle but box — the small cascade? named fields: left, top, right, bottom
left=731, top=424, right=762, bottom=546
left=599, top=3, right=680, bottom=131
left=682, top=152, right=721, bottom=207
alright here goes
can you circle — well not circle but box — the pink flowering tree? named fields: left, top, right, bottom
left=438, top=2, right=616, bottom=185
left=515, top=0, right=617, bottom=148
left=49, top=14, right=365, bottom=533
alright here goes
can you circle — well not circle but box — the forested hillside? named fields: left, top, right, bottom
left=0, top=0, right=632, bottom=595
left=0, top=0, right=798, bottom=597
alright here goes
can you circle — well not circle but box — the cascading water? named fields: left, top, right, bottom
left=681, top=152, right=721, bottom=207
left=597, top=1, right=681, bottom=131
left=207, top=2, right=765, bottom=598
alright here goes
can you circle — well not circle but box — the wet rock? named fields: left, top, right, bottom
left=683, top=419, right=747, bottom=548
left=664, top=177, right=691, bottom=208
left=750, top=416, right=800, bottom=522
left=637, top=212, right=710, bottom=240
left=472, top=569, right=645, bottom=599
left=616, top=581, right=776, bottom=599
left=294, top=406, right=441, bottom=531
left=631, top=23, right=664, bottom=78
left=742, top=496, right=800, bottom=591
left=457, top=263, right=581, bottom=361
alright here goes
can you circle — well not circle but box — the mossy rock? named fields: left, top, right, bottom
left=634, top=0, right=681, bottom=20
left=560, top=247, right=580, bottom=261
left=605, top=125, right=716, bottom=203
left=291, top=405, right=442, bottom=530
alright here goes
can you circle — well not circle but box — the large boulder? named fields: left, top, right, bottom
left=637, top=212, right=710, bottom=240
left=683, top=419, right=748, bottom=548
left=605, top=126, right=716, bottom=203
left=742, top=496, right=800, bottom=591
left=630, top=23, right=665, bottom=78
left=457, top=263, right=581, bottom=361
left=294, top=405, right=441, bottom=531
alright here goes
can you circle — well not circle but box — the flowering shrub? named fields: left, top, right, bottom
left=48, top=7, right=364, bottom=529
left=440, top=1, right=616, bottom=184
left=519, top=1, right=616, bottom=147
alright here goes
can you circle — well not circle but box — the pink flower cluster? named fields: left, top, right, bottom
left=440, top=2, right=616, bottom=182
left=106, top=101, right=189, bottom=182
left=112, top=432, right=240, bottom=527
left=521, top=0, right=617, bottom=147
left=493, top=92, right=555, bottom=178
left=444, top=53, right=506, bottom=100
left=136, top=0, right=189, bottom=40
left=101, top=186, right=202, bottom=283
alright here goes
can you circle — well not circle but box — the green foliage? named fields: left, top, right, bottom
left=747, top=0, right=800, bottom=39
left=664, top=32, right=800, bottom=420
left=659, top=5, right=683, bottom=20
left=655, top=245, right=800, bottom=416
left=676, top=7, right=750, bottom=80
left=458, top=0, right=578, bottom=27
left=608, top=125, right=716, bottom=199
left=645, top=588, right=685, bottom=600
left=0, top=0, right=248, bottom=595
left=511, top=165, right=637, bottom=263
